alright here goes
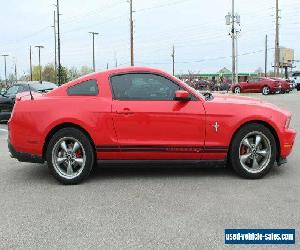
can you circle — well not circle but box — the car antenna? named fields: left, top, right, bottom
left=28, top=84, right=34, bottom=100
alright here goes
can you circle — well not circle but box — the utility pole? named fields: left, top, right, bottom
left=274, top=0, right=280, bottom=77
left=231, top=0, right=236, bottom=84
left=265, top=34, right=268, bottom=77
left=89, top=32, right=99, bottom=72
left=56, top=0, right=62, bottom=85
left=226, top=0, right=240, bottom=84
left=29, top=46, right=33, bottom=81
left=129, top=0, right=134, bottom=66
left=1, top=55, right=8, bottom=87
left=52, top=10, right=57, bottom=83
left=171, top=45, right=175, bottom=76
left=35, top=46, right=44, bottom=83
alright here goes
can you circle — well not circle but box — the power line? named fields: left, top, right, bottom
left=135, top=48, right=274, bottom=65
left=135, top=0, right=193, bottom=13
left=61, top=1, right=125, bottom=25
left=0, top=26, right=49, bottom=47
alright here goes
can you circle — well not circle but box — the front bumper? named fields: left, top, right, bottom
left=8, top=142, right=44, bottom=164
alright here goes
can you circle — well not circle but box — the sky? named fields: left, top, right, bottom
left=0, top=0, right=299, bottom=79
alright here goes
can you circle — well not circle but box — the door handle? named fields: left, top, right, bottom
left=116, top=108, right=134, bottom=115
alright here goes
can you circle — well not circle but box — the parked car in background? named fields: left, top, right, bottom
left=232, top=77, right=282, bottom=95
left=7, top=67, right=296, bottom=184
left=194, top=80, right=211, bottom=91
left=289, top=72, right=300, bottom=91
left=3, top=81, right=57, bottom=99
left=0, top=81, right=57, bottom=121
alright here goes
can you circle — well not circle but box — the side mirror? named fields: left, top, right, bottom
left=175, top=90, right=190, bottom=101
left=246, top=80, right=249, bottom=83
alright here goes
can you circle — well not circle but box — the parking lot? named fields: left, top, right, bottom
left=0, top=92, right=299, bottom=249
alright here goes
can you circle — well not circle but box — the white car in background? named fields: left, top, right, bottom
left=289, top=72, right=300, bottom=91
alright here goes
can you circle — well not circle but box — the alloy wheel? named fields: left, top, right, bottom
left=52, top=137, right=86, bottom=179
left=239, top=131, right=271, bottom=174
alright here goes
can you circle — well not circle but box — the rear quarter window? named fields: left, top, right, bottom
left=67, top=80, right=98, bottom=96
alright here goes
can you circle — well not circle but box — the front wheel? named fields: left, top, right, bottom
left=229, top=123, right=277, bottom=179
left=46, top=128, right=95, bottom=184
left=262, top=86, right=270, bottom=95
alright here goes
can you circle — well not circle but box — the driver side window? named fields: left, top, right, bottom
left=110, top=73, right=183, bottom=101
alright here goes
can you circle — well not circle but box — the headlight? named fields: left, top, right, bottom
left=285, top=116, right=291, bottom=128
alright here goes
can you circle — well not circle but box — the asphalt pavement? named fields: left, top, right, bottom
left=0, top=92, right=299, bottom=249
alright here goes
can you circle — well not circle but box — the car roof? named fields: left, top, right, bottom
left=47, top=66, right=183, bottom=96
left=76, top=66, right=168, bottom=80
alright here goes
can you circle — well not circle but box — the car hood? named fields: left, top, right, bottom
left=213, top=94, right=265, bottom=104
left=211, top=94, right=290, bottom=115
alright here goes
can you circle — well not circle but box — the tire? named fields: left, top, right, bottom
left=234, top=86, right=241, bottom=94
left=262, top=86, right=270, bottom=95
left=229, top=123, right=277, bottom=179
left=46, top=127, right=95, bottom=184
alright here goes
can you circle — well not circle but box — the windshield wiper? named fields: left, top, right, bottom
left=36, top=88, right=54, bottom=93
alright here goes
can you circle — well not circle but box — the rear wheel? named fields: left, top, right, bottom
left=46, top=128, right=95, bottom=184
left=229, top=123, right=276, bottom=179
left=234, top=86, right=241, bottom=94
left=262, top=86, right=270, bottom=95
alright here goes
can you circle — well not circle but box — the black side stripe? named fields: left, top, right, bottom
left=96, top=145, right=228, bottom=153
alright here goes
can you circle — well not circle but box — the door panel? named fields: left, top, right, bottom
left=111, top=100, right=206, bottom=159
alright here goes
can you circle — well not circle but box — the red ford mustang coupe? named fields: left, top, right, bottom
left=231, top=77, right=283, bottom=95
left=8, top=67, right=296, bottom=184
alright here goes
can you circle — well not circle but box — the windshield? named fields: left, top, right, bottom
left=5, top=86, right=19, bottom=95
